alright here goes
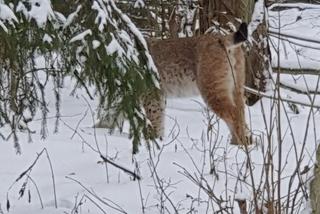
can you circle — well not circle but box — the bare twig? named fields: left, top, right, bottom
left=134, top=160, right=145, bottom=213
left=99, top=155, right=141, bottom=180
left=83, top=194, right=107, bottom=214
left=148, top=149, right=179, bottom=214
left=269, top=30, right=320, bottom=46
left=66, top=176, right=127, bottom=214
left=273, top=67, right=320, bottom=75
left=73, top=71, right=94, bottom=100
left=7, top=148, right=57, bottom=209
left=26, top=175, right=44, bottom=209
left=71, top=108, right=89, bottom=139
left=245, top=87, right=320, bottom=109
left=43, top=149, right=58, bottom=208
left=0, top=203, right=4, bottom=214
left=279, top=82, right=320, bottom=95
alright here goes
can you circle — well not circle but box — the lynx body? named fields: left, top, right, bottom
left=146, top=24, right=250, bottom=145
left=97, top=24, right=250, bottom=145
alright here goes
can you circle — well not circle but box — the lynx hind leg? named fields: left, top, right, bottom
left=227, top=112, right=252, bottom=146
left=143, top=92, right=166, bottom=140
left=202, top=91, right=251, bottom=145
left=224, top=98, right=253, bottom=146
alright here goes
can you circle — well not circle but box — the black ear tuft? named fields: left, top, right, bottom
left=234, top=23, right=248, bottom=44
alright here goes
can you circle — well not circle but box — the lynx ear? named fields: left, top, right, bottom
left=234, top=23, right=248, bottom=44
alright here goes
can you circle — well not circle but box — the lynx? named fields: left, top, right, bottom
left=97, top=23, right=251, bottom=145
left=145, top=23, right=251, bottom=145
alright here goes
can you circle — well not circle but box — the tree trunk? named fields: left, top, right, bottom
left=198, top=0, right=269, bottom=105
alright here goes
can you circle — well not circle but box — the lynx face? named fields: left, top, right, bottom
left=146, top=23, right=251, bottom=145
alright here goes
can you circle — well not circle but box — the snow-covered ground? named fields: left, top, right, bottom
left=269, top=3, right=320, bottom=69
left=1, top=3, right=320, bottom=214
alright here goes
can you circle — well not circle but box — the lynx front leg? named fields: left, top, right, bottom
left=143, top=92, right=166, bottom=140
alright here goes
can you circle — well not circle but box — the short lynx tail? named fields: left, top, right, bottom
left=233, top=23, right=248, bottom=44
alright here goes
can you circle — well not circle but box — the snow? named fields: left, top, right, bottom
left=63, top=5, right=81, bottom=29
left=107, top=0, right=159, bottom=81
left=16, top=2, right=28, bottom=18
left=106, top=34, right=125, bottom=57
left=92, top=40, right=101, bottom=49
left=0, top=2, right=320, bottom=214
left=0, top=3, right=18, bottom=23
left=43, top=34, right=53, bottom=44
left=248, top=0, right=265, bottom=43
left=0, top=3, right=18, bottom=32
left=269, top=4, right=320, bottom=69
left=274, top=73, right=320, bottom=93
left=0, top=20, right=8, bottom=32
left=92, top=1, right=110, bottom=32
left=69, top=29, right=92, bottom=43
left=90, top=0, right=159, bottom=87
left=134, top=0, right=145, bottom=9
left=27, top=0, right=56, bottom=27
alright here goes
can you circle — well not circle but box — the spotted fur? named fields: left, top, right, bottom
left=147, top=25, right=251, bottom=145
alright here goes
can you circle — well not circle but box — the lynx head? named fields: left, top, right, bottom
left=223, top=22, right=248, bottom=50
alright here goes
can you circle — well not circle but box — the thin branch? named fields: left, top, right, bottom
left=268, top=30, right=320, bottom=45
left=66, top=176, right=127, bottom=214
left=272, top=67, right=320, bottom=75
left=269, top=3, right=320, bottom=11
left=26, top=175, right=44, bottom=209
left=244, top=87, right=320, bottom=109
left=43, top=149, right=58, bottom=208
left=7, top=148, right=57, bottom=209
left=73, top=71, right=94, bottom=100
left=99, top=155, right=141, bottom=180
left=71, top=108, right=89, bottom=139
left=280, top=82, right=320, bottom=95
left=83, top=194, right=107, bottom=214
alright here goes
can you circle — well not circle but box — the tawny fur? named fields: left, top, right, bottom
left=147, top=33, right=250, bottom=145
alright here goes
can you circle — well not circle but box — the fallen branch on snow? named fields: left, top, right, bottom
left=99, top=155, right=141, bottom=180
left=279, top=82, right=320, bottom=95
left=271, top=67, right=320, bottom=75
left=244, top=86, right=320, bottom=109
